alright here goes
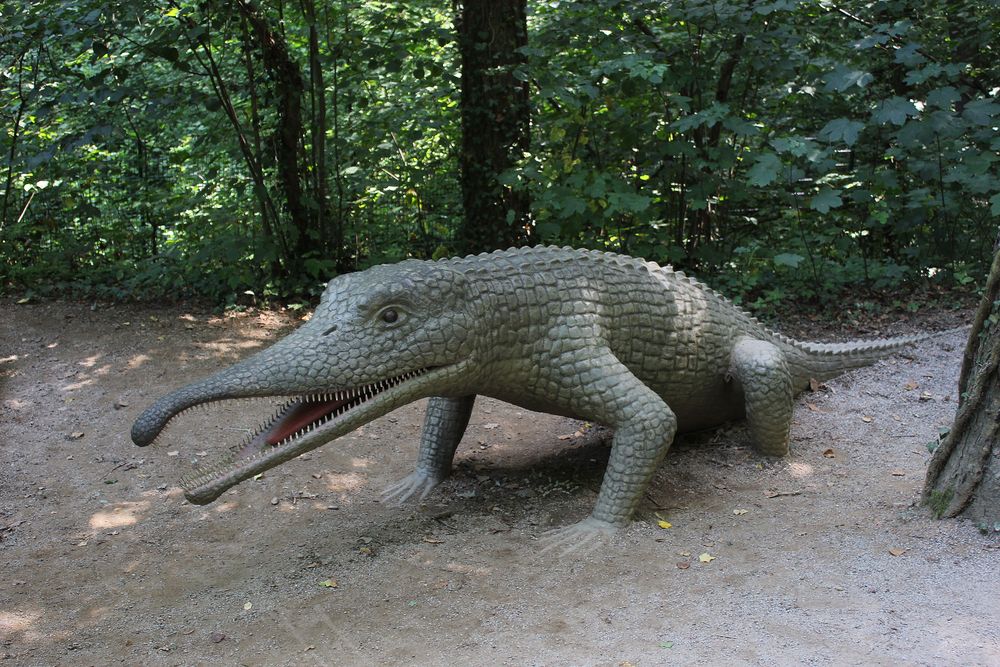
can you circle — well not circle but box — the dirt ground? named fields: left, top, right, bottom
left=2, top=298, right=998, bottom=667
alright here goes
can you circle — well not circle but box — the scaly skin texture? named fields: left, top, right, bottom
left=132, top=246, right=929, bottom=533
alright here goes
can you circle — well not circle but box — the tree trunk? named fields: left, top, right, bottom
left=303, top=0, right=331, bottom=265
left=456, top=0, right=531, bottom=254
left=923, top=244, right=1000, bottom=530
left=236, top=0, right=310, bottom=275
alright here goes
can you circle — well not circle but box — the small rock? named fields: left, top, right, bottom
left=210, top=632, right=226, bottom=643
left=270, top=497, right=279, bottom=506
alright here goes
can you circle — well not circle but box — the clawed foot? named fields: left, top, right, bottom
left=380, top=470, right=443, bottom=505
left=538, top=516, right=620, bottom=557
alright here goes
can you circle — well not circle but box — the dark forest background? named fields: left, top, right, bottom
left=2, top=0, right=997, bottom=309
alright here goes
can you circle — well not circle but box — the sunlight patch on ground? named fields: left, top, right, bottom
left=62, top=377, right=96, bottom=391
left=85, top=605, right=111, bottom=622
left=351, top=457, right=371, bottom=469
left=1, top=354, right=18, bottom=363
left=78, top=354, right=102, bottom=368
left=63, top=363, right=113, bottom=391
left=788, top=462, right=814, bottom=478
left=0, top=608, right=43, bottom=642
left=89, top=500, right=150, bottom=530
left=443, top=561, right=492, bottom=576
left=324, top=472, right=366, bottom=493
left=125, top=353, right=151, bottom=370
left=197, top=338, right=267, bottom=356
left=3, top=398, right=30, bottom=410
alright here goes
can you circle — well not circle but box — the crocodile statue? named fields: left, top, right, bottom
left=132, top=246, right=930, bottom=539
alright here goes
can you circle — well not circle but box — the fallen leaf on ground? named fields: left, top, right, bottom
left=888, top=548, right=906, bottom=557
left=69, top=432, right=84, bottom=440
left=678, top=551, right=691, bottom=557
left=903, top=381, right=919, bottom=391
left=806, top=402, right=828, bottom=413
left=167, top=450, right=179, bottom=457
left=822, top=448, right=836, bottom=458
left=210, top=632, right=226, bottom=643
left=861, top=415, right=874, bottom=423
left=698, top=552, right=716, bottom=563
left=657, top=520, right=672, bottom=529
left=422, top=535, right=444, bottom=544
left=733, top=508, right=748, bottom=515
left=319, top=579, right=338, bottom=588
left=676, top=562, right=690, bottom=569
left=243, top=601, right=252, bottom=611
left=659, top=641, right=674, bottom=649
left=764, top=489, right=802, bottom=498
left=890, top=470, right=905, bottom=477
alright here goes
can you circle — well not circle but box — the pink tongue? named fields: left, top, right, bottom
left=266, top=398, right=346, bottom=445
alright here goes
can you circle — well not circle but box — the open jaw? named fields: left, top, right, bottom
left=173, top=366, right=448, bottom=505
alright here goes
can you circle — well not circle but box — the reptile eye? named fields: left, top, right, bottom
left=380, top=308, right=398, bottom=324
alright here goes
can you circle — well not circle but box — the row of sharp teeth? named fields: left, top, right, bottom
left=263, top=368, right=429, bottom=449
left=149, top=395, right=280, bottom=447
left=180, top=368, right=429, bottom=490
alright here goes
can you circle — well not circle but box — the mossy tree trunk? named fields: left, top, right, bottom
left=456, top=0, right=531, bottom=254
left=923, top=244, right=1000, bottom=530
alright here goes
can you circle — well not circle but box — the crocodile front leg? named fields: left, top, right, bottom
left=540, top=344, right=678, bottom=547
left=382, top=395, right=476, bottom=504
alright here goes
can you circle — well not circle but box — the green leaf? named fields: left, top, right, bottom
left=606, top=192, right=651, bottom=215
left=894, top=42, right=926, bottom=67
left=872, top=97, right=918, bottom=126
left=925, top=86, right=960, bottom=109
left=672, top=103, right=730, bottom=132
left=990, top=193, right=1000, bottom=216
left=823, top=65, right=873, bottom=92
left=773, top=253, right=805, bottom=268
left=810, top=188, right=843, bottom=214
left=962, top=99, right=1000, bottom=126
left=770, top=136, right=812, bottom=157
left=818, top=118, right=864, bottom=146
left=747, top=153, right=782, bottom=187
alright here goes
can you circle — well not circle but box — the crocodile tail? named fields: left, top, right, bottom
left=781, top=328, right=965, bottom=391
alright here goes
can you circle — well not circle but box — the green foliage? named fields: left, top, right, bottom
left=927, top=487, right=955, bottom=519
left=1, top=0, right=996, bottom=307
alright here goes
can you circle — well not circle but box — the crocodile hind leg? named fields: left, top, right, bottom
left=541, top=345, right=678, bottom=550
left=381, top=395, right=476, bottom=504
left=729, top=337, right=794, bottom=456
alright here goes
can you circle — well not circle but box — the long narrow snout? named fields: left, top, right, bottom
left=131, top=329, right=324, bottom=447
